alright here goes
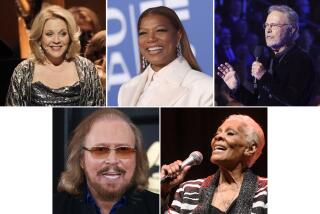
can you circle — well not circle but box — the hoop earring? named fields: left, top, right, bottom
left=142, top=56, right=149, bottom=70
left=177, top=42, right=182, bottom=57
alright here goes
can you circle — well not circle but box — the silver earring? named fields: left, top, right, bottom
left=177, top=43, right=182, bottom=57
left=142, top=56, right=149, bottom=70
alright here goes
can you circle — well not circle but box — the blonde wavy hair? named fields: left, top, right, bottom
left=29, top=5, right=81, bottom=63
left=57, top=109, right=149, bottom=196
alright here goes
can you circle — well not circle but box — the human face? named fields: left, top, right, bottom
left=264, top=11, right=292, bottom=53
left=210, top=119, right=250, bottom=168
left=41, top=18, right=70, bottom=64
left=82, top=118, right=136, bottom=201
left=138, top=14, right=181, bottom=71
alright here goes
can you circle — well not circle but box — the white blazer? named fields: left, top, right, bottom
left=118, top=57, right=213, bottom=106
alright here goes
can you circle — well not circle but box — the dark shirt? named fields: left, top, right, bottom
left=209, top=199, right=237, bottom=214
left=53, top=187, right=159, bottom=214
left=231, top=44, right=315, bottom=106
left=84, top=186, right=127, bottom=214
left=267, top=44, right=295, bottom=77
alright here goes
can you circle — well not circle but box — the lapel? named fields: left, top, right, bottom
left=192, top=169, right=258, bottom=214
left=140, top=78, right=189, bottom=106
left=124, top=69, right=149, bottom=106
left=126, top=57, right=191, bottom=106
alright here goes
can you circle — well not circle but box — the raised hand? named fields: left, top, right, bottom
left=217, top=63, right=239, bottom=90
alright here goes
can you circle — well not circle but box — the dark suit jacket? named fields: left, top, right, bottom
left=53, top=189, right=159, bottom=214
left=231, top=45, right=315, bottom=106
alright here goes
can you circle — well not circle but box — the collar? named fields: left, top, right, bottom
left=84, top=185, right=128, bottom=214
left=144, top=56, right=192, bottom=85
left=272, top=44, right=295, bottom=60
left=124, top=56, right=192, bottom=106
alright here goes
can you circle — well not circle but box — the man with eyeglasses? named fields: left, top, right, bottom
left=53, top=109, right=158, bottom=214
left=218, top=5, right=315, bottom=106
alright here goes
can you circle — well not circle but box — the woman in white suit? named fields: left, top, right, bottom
left=118, top=6, right=213, bottom=106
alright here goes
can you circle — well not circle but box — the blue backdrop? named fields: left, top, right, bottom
left=107, top=0, right=213, bottom=105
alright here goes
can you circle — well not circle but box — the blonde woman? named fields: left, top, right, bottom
left=6, top=5, right=105, bottom=106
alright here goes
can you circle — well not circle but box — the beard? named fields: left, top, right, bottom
left=84, top=165, right=134, bottom=201
left=266, top=32, right=292, bottom=51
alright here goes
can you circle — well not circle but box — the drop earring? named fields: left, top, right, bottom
left=142, top=56, right=149, bottom=70
left=177, top=42, right=182, bottom=57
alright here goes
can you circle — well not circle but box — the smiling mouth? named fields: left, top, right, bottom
left=213, top=145, right=227, bottom=152
left=147, top=46, right=163, bottom=54
left=100, top=170, right=125, bottom=182
left=50, top=46, right=63, bottom=51
left=101, top=171, right=122, bottom=180
left=98, top=166, right=125, bottom=181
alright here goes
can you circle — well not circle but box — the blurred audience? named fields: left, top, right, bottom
left=215, top=0, right=320, bottom=105
left=68, top=6, right=101, bottom=56
left=85, top=30, right=106, bottom=91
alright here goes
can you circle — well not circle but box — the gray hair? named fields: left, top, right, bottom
left=268, top=5, right=299, bottom=41
left=225, top=114, right=265, bottom=167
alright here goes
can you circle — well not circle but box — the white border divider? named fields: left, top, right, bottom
left=268, top=107, right=320, bottom=213
left=0, top=107, right=52, bottom=214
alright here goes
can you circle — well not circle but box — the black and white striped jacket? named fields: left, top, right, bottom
left=165, top=173, right=267, bottom=214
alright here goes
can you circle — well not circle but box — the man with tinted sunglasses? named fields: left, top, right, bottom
left=54, top=109, right=158, bottom=214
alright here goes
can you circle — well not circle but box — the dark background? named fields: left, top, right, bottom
left=161, top=107, right=267, bottom=197
left=215, top=0, right=320, bottom=105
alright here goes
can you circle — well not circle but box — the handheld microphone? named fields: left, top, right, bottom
left=161, top=151, right=203, bottom=184
left=253, top=46, right=264, bottom=90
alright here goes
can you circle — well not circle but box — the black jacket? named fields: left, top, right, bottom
left=53, top=189, right=159, bottom=214
left=231, top=45, right=315, bottom=106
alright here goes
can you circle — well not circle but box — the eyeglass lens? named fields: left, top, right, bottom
left=85, top=146, right=136, bottom=159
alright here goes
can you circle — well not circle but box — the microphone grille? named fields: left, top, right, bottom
left=254, top=46, right=264, bottom=58
left=190, top=151, right=203, bottom=165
